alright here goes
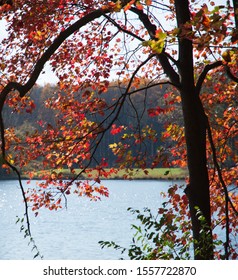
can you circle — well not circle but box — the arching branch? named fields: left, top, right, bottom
left=0, top=8, right=112, bottom=172
left=0, top=7, right=110, bottom=240
left=226, top=65, right=238, bottom=83
left=195, top=62, right=237, bottom=97
left=0, top=9, right=107, bottom=107
left=195, top=61, right=223, bottom=96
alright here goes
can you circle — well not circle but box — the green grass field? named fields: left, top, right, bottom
left=28, top=167, right=188, bottom=180
left=94, top=168, right=188, bottom=180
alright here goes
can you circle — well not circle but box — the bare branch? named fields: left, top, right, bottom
left=103, top=14, right=144, bottom=42
left=0, top=105, right=31, bottom=236
left=130, top=6, right=181, bottom=88
left=206, top=118, right=238, bottom=259
left=127, top=80, right=177, bottom=96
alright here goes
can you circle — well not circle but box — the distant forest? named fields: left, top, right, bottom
left=1, top=82, right=183, bottom=178
left=1, top=77, right=235, bottom=179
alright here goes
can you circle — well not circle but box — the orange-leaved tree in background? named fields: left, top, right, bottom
left=0, top=0, right=237, bottom=259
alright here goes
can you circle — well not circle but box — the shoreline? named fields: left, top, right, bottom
left=0, top=176, right=187, bottom=182
left=0, top=168, right=188, bottom=181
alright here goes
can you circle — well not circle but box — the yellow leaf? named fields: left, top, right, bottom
left=114, top=1, right=122, bottom=12
left=142, top=33, right=166, bottom=54
left=109, top=143, right=117, bottom=148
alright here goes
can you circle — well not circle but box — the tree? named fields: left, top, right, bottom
left=0, top=0, right=237, bottom=259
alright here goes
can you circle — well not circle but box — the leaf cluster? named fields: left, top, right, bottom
left=100, top=188, right=193, bottom=260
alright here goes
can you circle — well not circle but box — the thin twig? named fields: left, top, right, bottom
left=206, top=118, right=238, bottom=259
left=0, top=111, right=31, bottom=236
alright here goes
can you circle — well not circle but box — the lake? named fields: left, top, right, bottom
left=0, top=179, right=184, bottom=260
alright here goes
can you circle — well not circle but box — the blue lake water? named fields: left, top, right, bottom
left=0, top=179, right=183, bottom=260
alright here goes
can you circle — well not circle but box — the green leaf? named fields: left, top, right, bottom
left=33, top=252, right=39, bottom=259
left=15, top=217, right=20, bottom=224
left=164, top=170, right=170, bottom=176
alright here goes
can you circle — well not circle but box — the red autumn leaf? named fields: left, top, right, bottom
left=94, top=177, right=101, bottom=184
left=147, top=106, right=165, bottom=117
left=110, top=124, right=124, bottom=135
left=173, top=194, right=181, bottom=203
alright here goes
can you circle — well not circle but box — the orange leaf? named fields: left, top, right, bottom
left=136, top=2, right=143, bottom=10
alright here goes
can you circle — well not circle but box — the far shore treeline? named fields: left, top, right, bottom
left=0, top=82, right=183, bottom=180
left=0, top=80, right=232, bottom=180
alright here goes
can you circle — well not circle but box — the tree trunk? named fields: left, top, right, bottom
left=233, top=0, right=238, bottom=29
left=175, top=0, right=213, bottom=259
left=181, top=89, right=213, bottom=260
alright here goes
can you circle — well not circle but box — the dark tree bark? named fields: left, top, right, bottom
left=0, top=0, right=12, bottom=6
left=130, top=0, right=214, bottom=259
left=174, top=0, right=213, bottom=259
left=233, top=0, right=238, bottom=29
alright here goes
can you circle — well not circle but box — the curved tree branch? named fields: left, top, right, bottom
left=0, top=9, right=107, bottom=107
left=195, top=62, right=237, bottom=97
left=195, top=61, right=223, bottom=96
left=226, top=65, right=238, bottom=83
left=0, top=7, right=110, bottom=240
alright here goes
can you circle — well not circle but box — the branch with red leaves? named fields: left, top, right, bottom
left=0, top=7, right=110, bottom=238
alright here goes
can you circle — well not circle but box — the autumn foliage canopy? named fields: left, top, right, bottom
left=0, top=0, right=237, bottom=259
